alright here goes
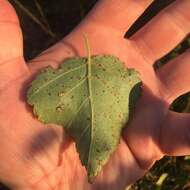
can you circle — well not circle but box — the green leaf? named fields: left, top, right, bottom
left=27, top=54, right=141, bottom=182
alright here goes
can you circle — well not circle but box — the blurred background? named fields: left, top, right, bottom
left=1, top=0, right=190, bottom=189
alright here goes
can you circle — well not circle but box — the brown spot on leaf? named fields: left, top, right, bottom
left=56, top=104, right=64, bottom=112
left=58, top=91, right=64, bottom=97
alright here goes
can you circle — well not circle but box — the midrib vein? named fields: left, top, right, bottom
left=84, top=36, right=94, bottom=172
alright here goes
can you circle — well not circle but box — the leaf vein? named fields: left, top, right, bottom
left=66, top=97, right=89, bottom=129
left=30, top=64, right=85, bottom=97
left=84, top=36, right=94, bottom=174
left=60, top=78, right=86, bottom=99
left=77, top=123, right=90, bottom=143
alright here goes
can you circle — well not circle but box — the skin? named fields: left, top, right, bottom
left=0, top=0, right=190, bottom=189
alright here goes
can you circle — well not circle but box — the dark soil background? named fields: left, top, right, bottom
left=0, top=0, right=190, bottom=189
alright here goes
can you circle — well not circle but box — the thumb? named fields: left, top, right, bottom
left=0, top=0, right=28, bottom=88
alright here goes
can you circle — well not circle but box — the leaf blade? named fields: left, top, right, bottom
left=27, top=55, right=141, bottom=182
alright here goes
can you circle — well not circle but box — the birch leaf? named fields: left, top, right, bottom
left=27, top=54, right=141, bottom=182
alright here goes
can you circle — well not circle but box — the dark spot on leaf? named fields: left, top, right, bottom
left=58, top=91, right=64, bottom=97
left=104, top=145, right=110, bottom=151
left=96, top=148, right=100, bottom=153
left=56, top=106, right=62, bottom=112
left=56, top=104, right=64, bottom=112
left=95, top=74, right=99, bottom=79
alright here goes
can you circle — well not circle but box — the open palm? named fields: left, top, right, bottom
left=0, top=1, right=190, bottom=190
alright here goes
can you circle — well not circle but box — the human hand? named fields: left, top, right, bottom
left=0, top=0, right=190, bottom=190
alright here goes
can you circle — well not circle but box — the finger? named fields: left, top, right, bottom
left=28, top=0, right=154, bottom=72
left=132, top=0, right=190, bottom=63
left=157, top=50, right=190, bottom=103
left=0, top=1, right=28, bottom=87
left=160, top=111, right=190, bottom=156
left=0, top=0, right=22, bottom=61
left=85, top=0, right=153, bottom=36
